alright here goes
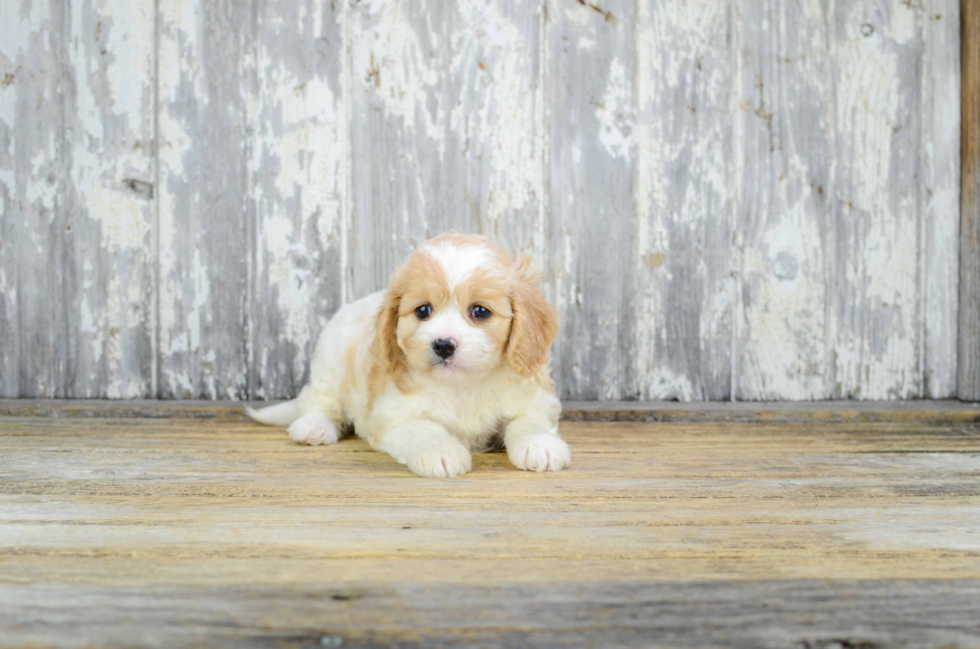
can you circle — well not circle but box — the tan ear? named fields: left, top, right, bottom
left=376, top=285, right=404, bottom=375
left=507, top=261, right=558, bottom=376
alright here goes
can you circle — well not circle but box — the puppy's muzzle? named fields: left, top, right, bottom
left=432, top=338, right=456, bottom=360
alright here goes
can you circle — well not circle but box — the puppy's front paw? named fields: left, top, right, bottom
left=288, top=412, right=338, bottom=446
left=407, top=441, right=472, bottom=478
left=508, top=434, right=571, bottom=472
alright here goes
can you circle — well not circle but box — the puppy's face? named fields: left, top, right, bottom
left=376, top=234, right=557, bottom=379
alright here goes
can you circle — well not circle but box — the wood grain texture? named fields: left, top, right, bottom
left=157, top=0, right=252, bottom=399
left=737, top=0, right=963, bottom=401
left=0, top=0, right=967, bottom=402
left=1, top=414, right=979, bottom=646
left=923, top=2, right=961, bottom=398
left=961, top=0, right=980, bottom=400
left=832, top=0, right=926, bottom=399
left=65, top=0, right=156, bottom=398
left=547, top=0, right=634, bottom=400
left=347, top=0, right=544, bottom=299
left=735, top=0, right=834, bottom=400
left=633, top=0, right=734, bottom=401
left=3, top=398, right=979, bottom=422
left=0, top=1, right=70, bottom=397
left=247, top=0, right=346, bottom=399
left=3, top=581, right=980, bottom=648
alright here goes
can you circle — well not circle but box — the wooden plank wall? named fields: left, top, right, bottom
left=961, top=0, right=980, bottom=401
left=0, top=0, right=964, bottom=402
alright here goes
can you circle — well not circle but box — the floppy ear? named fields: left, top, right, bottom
left=376, top=283, right=405, bottom=375
left=507, top=260, right=558, bottom=376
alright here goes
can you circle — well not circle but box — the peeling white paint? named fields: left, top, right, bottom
left=834, top=5, right=921, bottom=400
left=68, top=0, right=155, bottom=398
left=452, top=0, right=540, bottom=218
left=246, top=0, right=346, bottom=398
left=632, top=0, right=733, bottom=400
left=158, top=0, right=204, bottom=103
left=156, top=108, right=191, bottom=357
left=647, top=368, right=698, bottom=402
left=0, top=0, right=49, bottom=61
left=0, top=0, right=965, bottom=401
left=25, top=148, right=57, bottom=211
left=596, top=58, right=633, bottom=161
left=920, top=2, right=961, bottom=397
left=353, top=0, right=440, bottom=138
left=836, top=36, right=900, bottom=214
left=739, top=141, right=831, bottom=399
left=157, top=0, right=195, bottom=383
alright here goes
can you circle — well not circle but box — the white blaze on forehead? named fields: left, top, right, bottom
left=420, top=241, right=495, bottom=288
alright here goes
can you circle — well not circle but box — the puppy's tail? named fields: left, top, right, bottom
left=245, top=398, right=302, bottom=427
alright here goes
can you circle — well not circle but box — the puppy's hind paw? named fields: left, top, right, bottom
left=508, top=434, right=571, bottom=472
left=288, top=412, right=339, bottom=446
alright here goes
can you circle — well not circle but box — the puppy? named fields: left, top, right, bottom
left=246, top=233, right=570, bottom=478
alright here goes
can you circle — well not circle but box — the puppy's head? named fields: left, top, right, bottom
left=376, top=234, right=557, bottom=379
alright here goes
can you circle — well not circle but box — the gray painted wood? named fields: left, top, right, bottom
left=737, top=0, right=963, bottom=401
left=735, top=0, right=834, bottom=400
left=247, top=0, right=346, bottom=399
left=634, top=1, right=734, bottom=401
left=831, top=0, right=930, bottom=400
left=961, top=0, right=980, bottom=401
left=65, top=0, right=157, bottom=398
left=3, top=580, right=980, bottom=648
left=923, top=2, right=960, bottom=398
left=0, top=1, right=71, bottom=397
left=547, top=0, right=635, bottom=401
left=157, top=0, right=252, bottom=399
left=347, top=0, right=544, bottom=299
left=0, top=0, right=966, bottom=401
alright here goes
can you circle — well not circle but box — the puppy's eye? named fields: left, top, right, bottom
left=415, top=304, right=432, bottom=320
left=470, top=305, right=492, bottom=320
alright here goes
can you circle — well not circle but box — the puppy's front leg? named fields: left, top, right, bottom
left=380, top=420, right=473, bottom=478
left=505, top=419, right=571, bottom=473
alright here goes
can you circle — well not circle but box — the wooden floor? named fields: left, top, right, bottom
left=2, top=404, right=980, bottom=648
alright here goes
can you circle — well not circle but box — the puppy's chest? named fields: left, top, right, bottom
left=423, top=384, right=508, bottom=438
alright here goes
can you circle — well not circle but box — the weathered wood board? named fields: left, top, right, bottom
left=247, top=0, right=346, bottom=400
left=1, top=0, right=72, bottom=397
left=65, top=0, right=157, bottom=400
left=633, top=1, right=734, bottom=401
left=0, top=0, right=965, bottom=401
left=3, top=397, right=980, bottom=423
left=961, top=0, right=980, bottom=401
left=1, top=413, right=979, bottom=646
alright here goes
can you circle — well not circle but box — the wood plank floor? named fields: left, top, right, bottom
left=1, top=408, right=979, bottom=647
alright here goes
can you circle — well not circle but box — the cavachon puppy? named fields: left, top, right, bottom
left=246, top=233, right=571, bottom=478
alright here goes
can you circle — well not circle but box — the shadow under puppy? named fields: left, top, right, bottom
left=247, top=233, right=571, bottom=478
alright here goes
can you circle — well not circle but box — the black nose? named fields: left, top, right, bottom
left=432, top=338, right=456, bottom=359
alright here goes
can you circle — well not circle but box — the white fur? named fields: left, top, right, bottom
left=381, top=420, right=473, bottom=478
left=247, top=239, right=567, bottom=478
left=244, top=400, right=300, bottom=426
left=287, top=411, right=339, bottom=446
left=420, top=239, right=494, bottom=286
left=505, top=419, right=572, bottom=472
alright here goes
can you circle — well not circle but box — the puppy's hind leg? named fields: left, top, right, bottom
left=288, top=411, right=340, bottom=446
left=287, top=389, right=345, bottom=446
left=246, top=386, right=342, bottom=446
